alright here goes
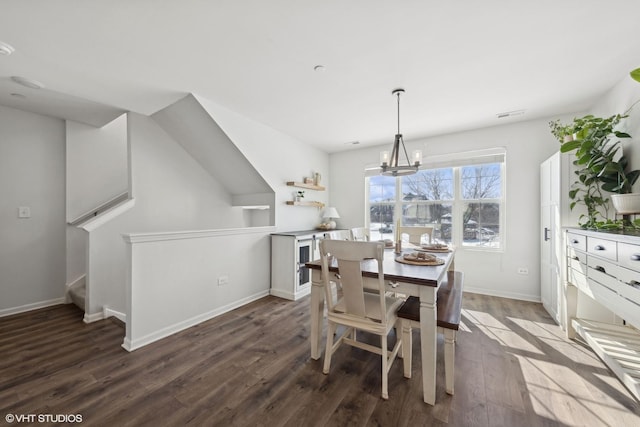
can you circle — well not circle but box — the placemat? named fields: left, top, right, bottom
left=395, top=255, right=445, bottom=266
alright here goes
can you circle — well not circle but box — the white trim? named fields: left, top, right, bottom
left=123, top=225, right=276, bottom=244
left=81, top=198, right=136, bottom=232
left=122, top=290, right=270, bottom=352
left=463, top=288, right=541, bottom=303
left=270, top=285, right=311, bottom=301
left=104, top=307, right=126, bottom=323
left=0, top=298, right=66, bottom=318
left=68, top=191, right=129, bottom=226
left=83, top=311, right=104, bottom=323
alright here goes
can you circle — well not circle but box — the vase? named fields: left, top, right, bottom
left=611, top=193, right=640, bottom=214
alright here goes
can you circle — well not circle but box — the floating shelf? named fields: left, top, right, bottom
left=286, top=201, right=325, bottom=208
left=286, top=181, right=325, bottom=191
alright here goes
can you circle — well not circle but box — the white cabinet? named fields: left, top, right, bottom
left=540, top=153, right=560, bottom=322
left=565, top=229, right=640, bottom=401
left=270, top=231, right=323, bottom=300
left=540, top=152, right=570, bottom=325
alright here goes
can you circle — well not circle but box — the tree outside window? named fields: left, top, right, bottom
left=367, top=162, right=503, bottom=249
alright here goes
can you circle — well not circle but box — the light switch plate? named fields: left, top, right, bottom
left=18, top=206, right=31, bottom=218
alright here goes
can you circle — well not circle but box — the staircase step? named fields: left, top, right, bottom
left=69, top=282, right=86, bottom=311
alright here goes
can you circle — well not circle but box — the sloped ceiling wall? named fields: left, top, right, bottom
left=151, top=94, right=274, bottom=210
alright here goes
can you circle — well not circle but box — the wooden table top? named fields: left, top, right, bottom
left=305, top=248, right=455, bottom=287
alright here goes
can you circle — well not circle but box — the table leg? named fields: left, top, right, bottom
left=419, top=286, right=437, bottom=405
left=310, top=270, right=324, bottom=360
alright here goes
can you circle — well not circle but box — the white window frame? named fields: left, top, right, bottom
left=365, top=148, right=506, bottom=251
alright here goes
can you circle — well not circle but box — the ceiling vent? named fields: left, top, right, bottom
left=496, top=109, right=525, bottom=119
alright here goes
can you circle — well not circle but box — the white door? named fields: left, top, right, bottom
left=540, top=153, right=560, bottom=323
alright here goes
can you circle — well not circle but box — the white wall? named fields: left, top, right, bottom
left=123, top=228, right=271, bottom=350
left=89, top=104, right=328, bottom=319
left=0, top=106, right=66, bottom=314
left=117, top=100, right=331, bottom=349
left=66, top=115, right=128, bottom=221
left=86, top=112, right=253, bottom=317
left=197, top=95, right=331, bottom=231
left=588, top=74, right=640, bottom=193
left=330, top=116, right=569, bottom=301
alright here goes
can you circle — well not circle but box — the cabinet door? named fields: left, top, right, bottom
left=540, top=154, right=560, bottom=323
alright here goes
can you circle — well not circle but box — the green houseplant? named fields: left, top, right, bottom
left=550, top=113, right=636, bottom=228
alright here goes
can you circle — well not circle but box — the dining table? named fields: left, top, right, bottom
left=305, top=245, right=456, bottom=405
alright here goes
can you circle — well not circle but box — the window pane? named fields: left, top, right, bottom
left=368, top=175, right=396, bottom=241
left=399, top=202, right=453, bottom=244
left=369, top=203, right=395, bottom=241
left=461, top=202, right=500, bottom=248
left=461, top=164, right=501, bottom=199
left=402, top=168, right=453, bottom=201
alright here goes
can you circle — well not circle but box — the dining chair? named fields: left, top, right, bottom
left=324, top=230, right=351, bottom=240
left=350, top=227, right=370, bottom=241
left=397, top=226, right=433, bottom=245
left=319, top=239, right=404, bottom=400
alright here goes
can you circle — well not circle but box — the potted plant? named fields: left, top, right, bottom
left=550, top=113, right=635, bottom=228
left=605, top=67, right=640, bottom=217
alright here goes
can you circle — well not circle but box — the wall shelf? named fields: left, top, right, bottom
left=286, top=201, right=325, bottom=208
left=286, top=181, right=325, bottom=191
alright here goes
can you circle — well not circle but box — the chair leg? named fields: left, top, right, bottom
left=401, top=320, right=412, bottom=378
left=323, top=322, right=337, bottom=375
left=381, top=334, right=389, bottom=400
left=443, top=329, right=456, bottom=394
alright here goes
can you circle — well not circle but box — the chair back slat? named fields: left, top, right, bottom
left=397, top=226, right=433, bottom=245
left=337, top=259, right=366, bottom=317
left=319, top=239, right=386, bottom=321
left=350, top=227, right=370, bottom=242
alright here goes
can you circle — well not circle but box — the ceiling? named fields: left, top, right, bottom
left=1, top=0, right=640, bottom=152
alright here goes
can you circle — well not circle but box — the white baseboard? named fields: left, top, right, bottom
left=83, top=311, right=104, bottom=323
left=464, top=286, right=541, bottom=303
left=104, top=307, right=126, bottom=323
left=0, top=298, right=66, bottom=318
left=122, top=290, right=270, bottom=352
left=270, top=286, right=310, bottom=301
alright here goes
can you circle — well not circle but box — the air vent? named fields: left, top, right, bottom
left=496, top=109, right=525, bottom=119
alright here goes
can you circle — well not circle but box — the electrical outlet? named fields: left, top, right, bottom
left=517, top=267, right=529, bottom=275
left=217, top=275, right=229, bottom=286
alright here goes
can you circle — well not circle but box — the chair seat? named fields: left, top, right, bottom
left=333, top=293, right=404, bottom=323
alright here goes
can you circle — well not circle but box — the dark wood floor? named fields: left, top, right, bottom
left=2, top=293, right=639, bottom=426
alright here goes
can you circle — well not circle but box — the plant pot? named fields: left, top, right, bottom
left=611, top=193, right=640, bottom=214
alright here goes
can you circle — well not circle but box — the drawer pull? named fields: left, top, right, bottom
left=594, top=245, right=606, bottom=251
left=594, top=266, right=606, bottom=274
left=571, top=256, right=580, bottom=261
left=629, top=280, right=640, bottom=289
left=571, top=239, right=579, bottom=244
left=631, top=254, right=640, bottom=261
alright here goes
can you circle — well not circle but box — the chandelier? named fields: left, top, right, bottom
left=380, top=88, right=422, bottom=176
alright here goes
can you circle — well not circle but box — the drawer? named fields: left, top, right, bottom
left=587, top=237, right=617, bottom=261
left=567, top=232, right=586, bottom=252
left=568, top=267, right=589, bottom=296
left=567, top=249, right=587, bottom=267
left=618, top=265, right=640, bottom=291
left=618, top=242, right=640, bottom=272
left=587, top=256, right=621, bottom=289
left=586, top=277, right=619, bottom=311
